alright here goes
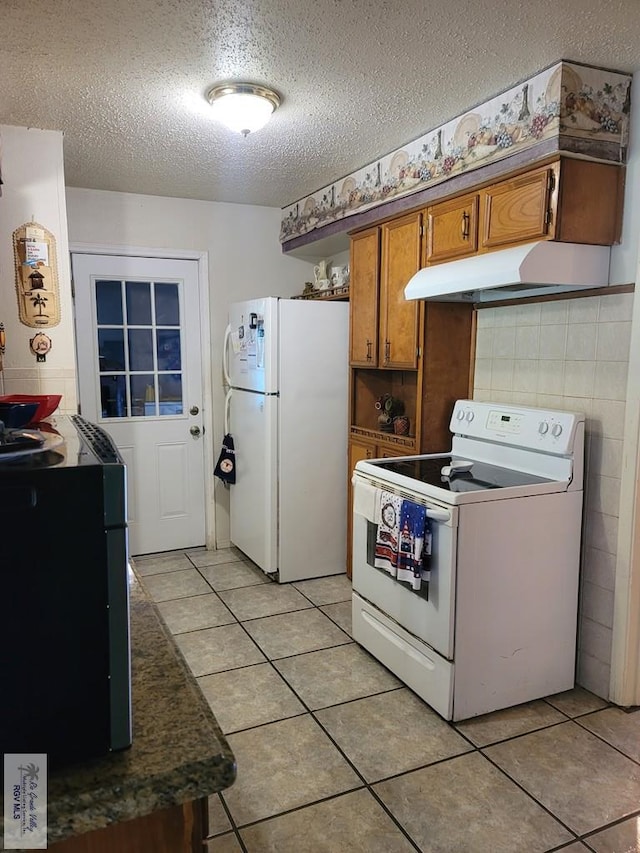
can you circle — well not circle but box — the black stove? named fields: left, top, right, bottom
left=0, top=414, right=131, bottom=769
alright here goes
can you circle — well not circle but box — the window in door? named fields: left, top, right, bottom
left=95, top=279, right=184, bottom=419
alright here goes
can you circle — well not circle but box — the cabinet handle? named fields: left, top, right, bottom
left=547, top=170, right=556, bottom=194
left=384, top=340, right=390, bottom=363
left=366, top=339, right=372, bottom=361
left=461, top=211, right=470, bottom=239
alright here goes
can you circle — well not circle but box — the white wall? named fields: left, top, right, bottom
left=610, top=73, right=640, bottom=285
left=470, top=72, right=640, bottom=702
left=65, top=187, right=315, bottom=545
left=0, top=125, right=77, bottom=411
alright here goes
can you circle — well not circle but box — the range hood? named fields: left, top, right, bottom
left=404, top=241, right=611, bottom=303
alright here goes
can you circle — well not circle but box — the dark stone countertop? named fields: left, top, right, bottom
left=42, top=568, right=236, bottom=846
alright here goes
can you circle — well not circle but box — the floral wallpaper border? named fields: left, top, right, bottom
left=280, top=61, right=631, bottom=245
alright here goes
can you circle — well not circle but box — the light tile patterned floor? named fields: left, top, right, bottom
left=139, top=548, right=640, bottom=853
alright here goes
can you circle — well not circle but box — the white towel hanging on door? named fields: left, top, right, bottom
left=353, top=480, right=381, bottom=523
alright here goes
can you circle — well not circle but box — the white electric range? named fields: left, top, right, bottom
left=351, top=399, right=585, bottom=721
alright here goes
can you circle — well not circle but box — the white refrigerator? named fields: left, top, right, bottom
left=223, top=297, right=349, bottom=582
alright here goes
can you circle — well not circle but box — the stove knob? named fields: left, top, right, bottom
left=456, top=409, right=465, bottom=421
left=552, top=423, right=563, bottom=437
left=538, top=421, right=549, bottom=435
left=465, top=410, right=474, bottom=422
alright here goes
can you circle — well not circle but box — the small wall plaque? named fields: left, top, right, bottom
left=29, top=331, right=52, bottom=363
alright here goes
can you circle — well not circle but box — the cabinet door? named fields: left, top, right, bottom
left=481, top=164, right=557, bottom=249
left=555, top=158, right=622, bottom=245
left=379, top=446, right=406, bottom=458
left=48, top=799, right=206, bottom=853
left=379, top=212, right=421, bottom=369
left=349, top=437, right=375, bottom=470
left=346, top=438, right=376, bottom=577
left=349, top=228, right=380, bottom=366
left=426, top=192, right=479, bottom=264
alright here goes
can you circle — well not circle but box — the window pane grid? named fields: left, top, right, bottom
left=95, top=277, right=185, bottom=420
left=149, top=282, right=159, bottom=416
left=122, top=280, right=132, bottom=416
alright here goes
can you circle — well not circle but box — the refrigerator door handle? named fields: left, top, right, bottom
left=224, top=388, right=232, bottom=435
left=223, top=323, right=232, bottom=388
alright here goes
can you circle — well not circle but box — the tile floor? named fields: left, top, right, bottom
left=136, top=547, right=640, bottom=853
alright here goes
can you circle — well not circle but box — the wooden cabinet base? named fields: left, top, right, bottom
left=45, top=798, right=207, bottom=853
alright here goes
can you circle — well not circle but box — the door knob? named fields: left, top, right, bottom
left=190, top=425, right=201, bottom=437
left=190, top=405, right=199, bottom=415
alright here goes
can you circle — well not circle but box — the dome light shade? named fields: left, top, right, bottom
left=206, top=83, right=281, bottom=136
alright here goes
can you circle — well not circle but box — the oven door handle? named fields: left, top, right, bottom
left=426, top=508, right=451, bottom=523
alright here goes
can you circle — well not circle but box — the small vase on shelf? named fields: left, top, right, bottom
left=375, top=394, right=405, bottom=434
left=393, top=415, right=410, bottom=436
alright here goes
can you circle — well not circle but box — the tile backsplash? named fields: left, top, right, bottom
left=473, top=291, right=633, bottom=699
left=1, top=367, right=77, bottom=414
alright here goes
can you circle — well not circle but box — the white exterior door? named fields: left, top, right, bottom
left=73, top=254, right=206, bottom=556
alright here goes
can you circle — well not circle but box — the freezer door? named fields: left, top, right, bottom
left=229, top=389, right=278, bottom=573
left=227, top=297, right=279, bottom=393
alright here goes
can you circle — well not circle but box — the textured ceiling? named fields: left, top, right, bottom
left=1, top=0, right=639, bottom=209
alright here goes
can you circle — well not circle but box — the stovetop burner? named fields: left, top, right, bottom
left=371, top=455, right=553, bottom=492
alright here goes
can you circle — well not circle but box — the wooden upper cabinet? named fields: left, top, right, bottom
left=349, top=227, right=380, bottom=366
left=379, top=212, right=421, bottom=369
left=554, top=158, right=624, bottom=245
left=426, top=192, right=479, bottom=264
left=480, top=163, right=558, bottom=249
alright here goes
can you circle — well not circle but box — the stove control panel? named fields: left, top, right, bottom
left=451, top=400, right=583, bottom=454
left=486, top=410, right=524, bottom=433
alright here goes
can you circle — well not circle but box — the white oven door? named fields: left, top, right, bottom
left=351, top=473, right=458, bottom=660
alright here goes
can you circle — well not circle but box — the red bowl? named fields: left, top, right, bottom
left=0, top=394, right=62, bottom=423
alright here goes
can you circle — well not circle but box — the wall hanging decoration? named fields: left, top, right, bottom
left=29, top=331, right=52, bottom=363
left=13, top=221, right=61, bottom=328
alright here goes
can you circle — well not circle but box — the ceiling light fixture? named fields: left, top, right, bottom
left=206, top=83, right=281, bottom=137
